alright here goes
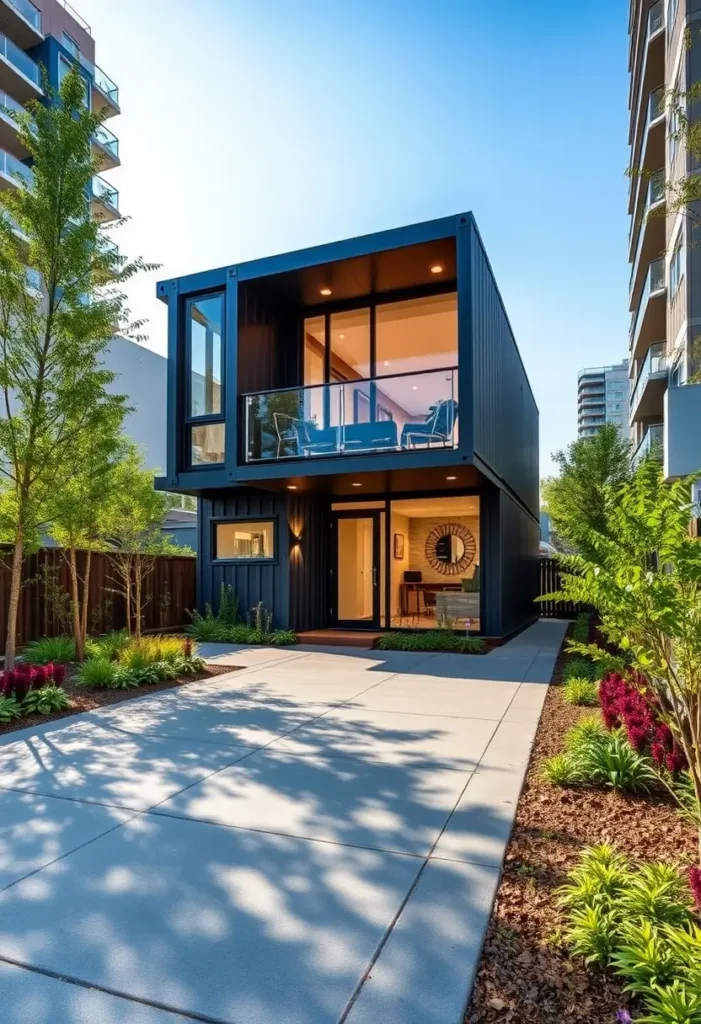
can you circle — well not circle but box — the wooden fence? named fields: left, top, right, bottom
left=539, top=556, right=587, bottom=618
left=0, top=547, right=196, bottom=650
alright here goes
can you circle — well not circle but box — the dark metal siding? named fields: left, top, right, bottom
left=198, top=490, right=291, bottom=629
left=470, top=224, right=539, bottom=518
left=480, top=484, right=539, bottom=636
left=287, top=494, right=330, bottom=632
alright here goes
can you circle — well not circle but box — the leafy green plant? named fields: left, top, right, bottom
left=619, top=864, right=692, bottom=928
left=541, top=753, right=583, bottom=786
left=267, top=629, right=298, bottom=647
left=558, top=844, right=630, bottom=911
left=375, top=631, right=485, bottom=653
left=565, top=714, right=609, bottom=748
left=23, top=636, right=76, bottom=665
left=564, top=677, right=599, bottom=706
left=575, top=730, right=657, bottom=794
left=218, top=584, right=239, bottom=626
left=0, top=695, right=22, bottom=723
left=185, top=613, right=228, bottom=642
left=637, top=980, right=701, bottom=1024
left=76, top=657, right=117, bottom=689
left=563, top=658, right=598, bottom=682
left=612, top=919, right=680, bottom=992
left=21, top=686, right=71, bottom=716
left=571, top=613, right=592, bottom=645
left=110, top=668, right=141, bottom=690
left=85, top=629, right=129, bottom=661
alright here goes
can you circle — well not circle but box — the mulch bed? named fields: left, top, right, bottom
left=464, top=631, right=698, bottom=1024
left=0, top=663, right=238, bottom=738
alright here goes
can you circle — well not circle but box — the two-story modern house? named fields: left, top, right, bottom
left=156, top=214, right=539, bottom=638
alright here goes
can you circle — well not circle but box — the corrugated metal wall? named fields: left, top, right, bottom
left=287, top=493, right=330, bottom=632
left=237, top=283, right=299, bottom=396
left=480, top=484, right=539, bottom=636
left=470, top=226, right=539, bottom=518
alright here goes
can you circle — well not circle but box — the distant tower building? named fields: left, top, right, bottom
left=577, top=362, right=630, bottom=439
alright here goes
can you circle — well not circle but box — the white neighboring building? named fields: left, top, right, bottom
left=577, top=361, right=630, bottom=440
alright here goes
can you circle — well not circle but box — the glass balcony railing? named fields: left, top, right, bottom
left=244, top=367, right=459, bottom=463
left=5, top=0, right=42, bottom=32
left=0, top=147, right=32, bottom=185
left=629, top=256, right=665, bottom=352
left=25, top=266, right=41, bottom=291
left=0, top=90, right=22, bottom=118
left=630, top=342, right=666, bottom=412
left=92, top=174, right=118, bottom=211
left=633, top=423, right=664, bottom=467
left=93, top=64, right=118, bottom=105
left=93, top=123, right=119, bottom=160
left=0, top=33, right=40, bottom=87
left=630, top=171, right=666, bottom=295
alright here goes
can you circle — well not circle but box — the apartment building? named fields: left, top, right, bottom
left=577, top=362, right=630, bottom=439
left=0, top=0, right=120, bottom=250
left=628, top=0, right=701, bottom=475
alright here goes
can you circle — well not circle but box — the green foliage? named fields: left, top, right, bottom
left=619, top=863, right=691, bottom=928
left=85, top=629, right=129, bottom=661
left=541, top=753, right=583, bottom=786
left=185, top=605, right=298, bottom=647
left=612, top=919, right=680, bottom=991
left=76, top=656, right=117, bottom=688
left=23, top=636, right=76, bottom=665
left=571, top=613, right=592, bottom=644
left=637, top=981, right=701, bottom=1024
left=545, top=721, right=656, bottom=793
left=0, top=695, right=21, bottom=723
left=563, top=658, right=598, bottom=682
left=565, top=714, right=609, bottom=748
left=541, top=424, right=632, bottom=559
left=375, top=631, right=486, bottom=653
left=21, top=685, right=71, bottom=715
left=563, top=677, right=599, bottom=706
left=217, top=584, right=239, bottom=626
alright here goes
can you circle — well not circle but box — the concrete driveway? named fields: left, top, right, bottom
left=0, top=619, right=566, bottom=1024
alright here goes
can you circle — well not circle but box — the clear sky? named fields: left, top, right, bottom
left=77, top=0, right=630, bottom=476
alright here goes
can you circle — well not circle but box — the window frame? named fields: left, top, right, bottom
left=210, top=516, right=278, bottom=565
left=670, top=227, right=685, bottom=297
left=184, top=291, right=226, bottom=469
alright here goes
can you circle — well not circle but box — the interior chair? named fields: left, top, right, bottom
left=401, top=398, right=458, bottom=449
left=342, top=419, right=399, bottom=452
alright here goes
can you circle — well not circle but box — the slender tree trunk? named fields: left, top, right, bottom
left=80, top=548, right=92, bottom=642
left=134, top=557, right=142, bottom=641
left=4, top=529, right=24, bottom=670
left=68, top=548, right=84, bottom=661
left=124, top=558, right=132, bottom=636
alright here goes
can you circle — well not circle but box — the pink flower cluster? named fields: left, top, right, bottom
left=0, top=662, right=65, bottom=700
left=598, top=671, right=688, bottom=774
left=690, top=867, right=701, bottom=915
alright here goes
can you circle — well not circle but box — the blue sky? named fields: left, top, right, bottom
left=78, top=0, right=630, bottom=475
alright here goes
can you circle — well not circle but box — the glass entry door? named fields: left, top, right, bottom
left=331, top=511, right=381, bottom=629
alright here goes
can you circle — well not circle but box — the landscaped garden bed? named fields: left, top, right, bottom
left=0, top=632, right=238, bottom=738
left=465, top=620, right=699, bottom=1024
left=373, top=630, right=487, bottom=654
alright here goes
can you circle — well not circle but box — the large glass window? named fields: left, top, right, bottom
left=186, top=293, right=224, bottom=467
left=376, top=293, right=457, bottom=377
left=190, top=423, right=225, bottom=466
left=214, top=521, right=274, bottom=560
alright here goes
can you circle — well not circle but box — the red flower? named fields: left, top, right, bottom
left=51, top=664, right=66, bottom=687
left=689, top=867, right=701, bottom=914
left=665, top=748, right=688, bottom=774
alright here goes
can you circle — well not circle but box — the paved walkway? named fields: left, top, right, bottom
left=0, top=619, right=567, bottom=1024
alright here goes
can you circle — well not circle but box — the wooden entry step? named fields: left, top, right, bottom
left=297, top=630, right=381, bottom=650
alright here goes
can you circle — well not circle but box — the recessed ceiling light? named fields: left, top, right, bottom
left=446, top=475, right=457, bottom=481
left=383, top=360, right=391, bottom=367
left=320, top=287, right=332, bottom=296
left=351, top=482, right=362, bottom=487
left=287, top=485, right=297, bottom=490
left=430, top=263, right=444, bottom=275
left=339, top=334, right=345, bottom=339
left=412, top=385, right=418, bottom=390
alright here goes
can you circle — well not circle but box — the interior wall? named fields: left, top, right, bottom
left=390, top=511, right=411, bottom=620
left=407, top=514, right=480, bottom=583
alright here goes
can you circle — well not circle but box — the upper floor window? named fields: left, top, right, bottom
left=670, top=228, right=685, bottom=296
left=186, top=293, right=225, bottom=466
left=62, top=33, right=80, bottom=58
left=667, top=0, right=679, bottom=32
left=59, top=55, right=89, bottom=108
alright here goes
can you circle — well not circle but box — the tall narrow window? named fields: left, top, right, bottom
left=187, top=293, right=225, bottom=466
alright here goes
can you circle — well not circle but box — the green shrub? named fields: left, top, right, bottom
left=375, top=631, right=485, bottom=654
left=541, top=754, right=583, bottom=786
left=110, top=668, right=141, bottom=689
left=619, top=863, right=692, bottom=928
left=23, top=635, right=76, bottom=665
left=571, top=613, right=592, bottom=645
left=612, top=919, right=681, bottom=992
left=0, top=695, right=22, bottom=723
left=76, top=657, right=117, bottom=689
left=637, top=980, right=701, bottom=1024
left=545, top=723, right=656, bottom=793
left=185, top=614, right=229, bottom=642
left=21, top=685, right=71, bottom=716
left=563, top=658, right=597, bottom=682
left=85, top=629, right=129, bottom=661
left=563, top=677, right=599, bottom=706
left=565, top=715, right=609, bottom=749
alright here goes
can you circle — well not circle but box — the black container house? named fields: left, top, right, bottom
left=156, top=213, right=539, bottom=638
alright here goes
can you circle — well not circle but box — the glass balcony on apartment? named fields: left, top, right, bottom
left=629, top=171, right=665, bottom=303
left=0, top=145, right=31, bottom=188
left=0, top=32, right=40, bottom=99
left=92, top=123, right=119, bottom=169
left=630, top=342, right=667, bottom=419
left=0, top=0, right=42, bottom=47
left=91, top=174, right=119, bottom=221
left=629, top=256, right=665, bottom=363
left=632, top=423, right=664, bottom=467
left=90, top=63, right=119, bottom=114
left=243, top=368, right=459, bottom=464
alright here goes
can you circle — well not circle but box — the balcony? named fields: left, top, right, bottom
left=89, top=63, right=119, bottom=117
left=0, top=0, right=42, bottom=48
left=0, top=88, right=25, bottom=154
left=629, top=256, right=665, bottom=364
left=632, top=423, right=664, bottom=467
left=0, top=145, right=30, bottom=189
left=0, top=31, right=40, bottom=101
left=92, top=123, right=119, bottom=170
left=91, top=174, right=119, bottom=221
left=629, top=3, right=665, bottom=209
left=243, top=368, right=459, bottom=464
left=629, top=171, right=665, bottom=307
left=630, top=342, right=667, bottom=421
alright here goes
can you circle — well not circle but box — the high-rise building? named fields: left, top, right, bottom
left=628, top=0, right=701, bottom=475
left=0, top=0, right=120, bottom=247
left=577, top=362, right=630, bottom=439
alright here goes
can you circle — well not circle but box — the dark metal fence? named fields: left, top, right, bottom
left=539, top=556, right=586, bottom=618
left=0, top=547, right=196, bottom=649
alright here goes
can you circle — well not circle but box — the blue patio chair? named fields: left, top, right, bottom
left=401, top=398, right=458, bottom=448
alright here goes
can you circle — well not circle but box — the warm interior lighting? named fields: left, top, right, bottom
left=446, top=475, right=457, bottom=481
left=412, top=385, right=418, bottom=390
left=430, top=263, right=444, bottom=275
left=383, top=360, right=391, bottom=367
left=320, top=287, right=332, bottom=296
left=351, top=482, right=362, bottom=487
left=287, top=485, right=297, bottom=490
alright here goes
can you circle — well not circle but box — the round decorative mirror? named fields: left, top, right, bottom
left=425, top=523, right=476, bottom=576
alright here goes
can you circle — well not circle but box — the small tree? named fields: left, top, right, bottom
left=542, top=424, right=632, bottom=559
left=103, top=446, right=171, bottom=639
left=552, top=459, right=701, bottom=860
left=0, top=65, right=154, bottom=667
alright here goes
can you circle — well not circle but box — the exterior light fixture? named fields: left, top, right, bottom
left=320, top=287, right=332, bottom=296
left=430, top=263, right=444, bottom=274
left=412, top=385, right=418, bottom=391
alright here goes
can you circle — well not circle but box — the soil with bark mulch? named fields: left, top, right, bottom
left=465, top=633, right=697, bottom=1024
left=0, top=663, right=239, bottom=738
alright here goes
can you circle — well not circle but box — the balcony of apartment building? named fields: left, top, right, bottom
left=629, top=341, right=667, bottom=422
left=91, top=173, right=119, bottom=221
left=628, top=0, right=665, bottom=214
left=0, top=27, right=40, bottom=102
left=0, top=0, right=42, bottom=49
left=633, top=422, right=663, bottom=467
left=629, top=255, right=665, bottom=364
left=91, top=122, right=119, bottom=171
left=0, top=142, right=30, bottom=189
left=629, top=170, right=665, bottom=309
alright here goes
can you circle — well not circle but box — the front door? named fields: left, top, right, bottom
left=331, top=511, right=381, bottom=629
